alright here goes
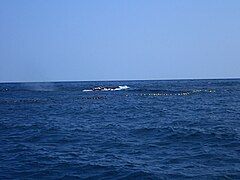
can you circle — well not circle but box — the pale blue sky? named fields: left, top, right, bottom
left=0, top=0, right=240, bottom=82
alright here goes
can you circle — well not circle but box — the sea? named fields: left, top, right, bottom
left=0, top=79, right=239, bottom=179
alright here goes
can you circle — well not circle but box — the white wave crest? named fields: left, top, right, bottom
left=83, top=85, right=130, bottom=92
left=82, top=89, right=93, bottom=92
left=114, top=85, right=130, bottom=91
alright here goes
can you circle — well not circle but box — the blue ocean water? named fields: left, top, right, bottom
left=0, top=79, right=240, bottom=179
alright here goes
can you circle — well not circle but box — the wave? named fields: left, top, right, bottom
left=83, top=85, right=130, bottom=92
left=0, top=99, right=48, bottom=104
left=82, top=89, right=93, bottom=92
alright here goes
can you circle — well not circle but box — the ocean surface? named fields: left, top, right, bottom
left=0, top=79, right=240, bottom=179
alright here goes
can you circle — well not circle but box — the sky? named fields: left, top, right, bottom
left=0, top=0, right=240, bottom=82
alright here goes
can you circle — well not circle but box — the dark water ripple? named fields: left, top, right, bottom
left=0, top=79, right=240, bottom=179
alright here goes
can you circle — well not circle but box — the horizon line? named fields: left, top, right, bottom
left=0, top=77, right=239, bottom=84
